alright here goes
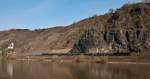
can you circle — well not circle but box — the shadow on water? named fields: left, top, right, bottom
left=0, top=59, right=150, bottom=79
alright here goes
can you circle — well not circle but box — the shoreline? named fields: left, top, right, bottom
left=108, top=62, right=150, bottom=65
left=4, top=54, right=150, bottom=64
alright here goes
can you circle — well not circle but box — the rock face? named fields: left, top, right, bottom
left=71, top=3, right=150, bottom=53
left=0, top=3, right=150, bottom=54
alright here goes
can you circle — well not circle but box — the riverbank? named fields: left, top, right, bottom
left=5, top=54, right=150, bottom=64
left=108, top=56, right=150, bottom=64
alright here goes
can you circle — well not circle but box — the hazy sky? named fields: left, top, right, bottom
left=0, top=0, right=141, bottom=30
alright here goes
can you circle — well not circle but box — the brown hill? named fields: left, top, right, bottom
left=0, top=3, right=150, bottom=54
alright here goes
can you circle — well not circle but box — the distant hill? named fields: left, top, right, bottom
left=0, top=3, right=150, bottom=54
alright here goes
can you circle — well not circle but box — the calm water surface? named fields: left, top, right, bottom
left=0, top=59, right=150, bottom=79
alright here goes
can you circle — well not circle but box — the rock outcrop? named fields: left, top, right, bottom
left=71, top=3, right=150, bottom=53
left=0, top=3, right=150, bottom=54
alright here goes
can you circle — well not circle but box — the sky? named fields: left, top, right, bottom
left=0, top=0, right=141, bottom=30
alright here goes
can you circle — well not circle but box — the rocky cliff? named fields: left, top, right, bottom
left=0, top=3, right=150, bottom=54
left=71, top=3, right=150, bottom=54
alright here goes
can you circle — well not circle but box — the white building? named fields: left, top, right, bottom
left=8, top=42, right=14, bottom=50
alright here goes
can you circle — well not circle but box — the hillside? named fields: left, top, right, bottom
left=0, top=3, right=150, bottom=55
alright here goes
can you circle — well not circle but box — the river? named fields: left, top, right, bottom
left=0, top=59, right=150, bottom=79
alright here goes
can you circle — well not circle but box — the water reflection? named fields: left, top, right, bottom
left=0, top=58, right=14, bottom=79
left=7, top=63, right=13, bottom=78
left=0, top=59, right=150, bottom=79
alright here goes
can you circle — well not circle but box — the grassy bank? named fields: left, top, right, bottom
left=5, top=54, right=150, bottom=64
left=7, top=55, right=108, bottom=63
left=109, top=55, right=150, bottom=63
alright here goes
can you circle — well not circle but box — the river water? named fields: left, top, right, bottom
left=0, top=59, right=150, bottom=79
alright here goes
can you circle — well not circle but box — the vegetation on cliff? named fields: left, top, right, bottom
left=0, top=3, right=149, bottom=54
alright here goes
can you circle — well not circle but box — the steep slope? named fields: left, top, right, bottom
left=0, top=3, right=149, bottom=54
left=71, top=3, right=150, bottom=54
